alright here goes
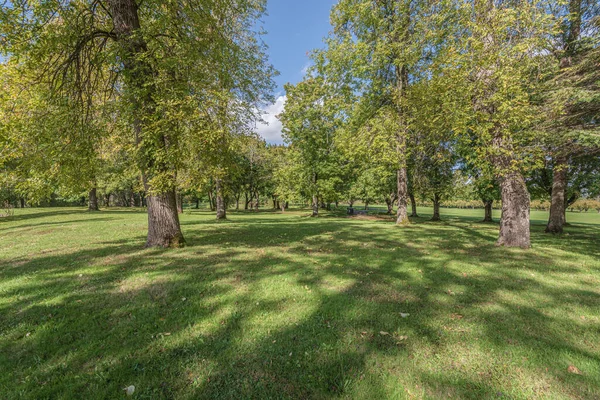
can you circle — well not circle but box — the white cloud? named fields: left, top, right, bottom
left=256, top=95, right=286, bottom=144
left=301, top=62, right=311, bottom=76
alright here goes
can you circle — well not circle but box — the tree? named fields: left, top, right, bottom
left=280, top=76, right=339, bottom=217
left=1, top=0, right=274, bottom=246
left=448, top=0, right=558, bottom=247
left=542, top=0, right=600, bottom=233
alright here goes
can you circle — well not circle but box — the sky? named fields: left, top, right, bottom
left=255, top=1, right=336, bottom=144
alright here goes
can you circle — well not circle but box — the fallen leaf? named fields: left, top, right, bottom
left=124, top=385, right=135, bottom=395
left=379, top=331, right=389, bottom=336
left=400, top=313, right=410, bottom=318
left=567, top=365, right=582, bottom=375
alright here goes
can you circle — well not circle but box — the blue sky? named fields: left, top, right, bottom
left=255, top=0, right=336, bottom=144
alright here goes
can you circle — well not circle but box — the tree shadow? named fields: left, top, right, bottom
left=1, top=209, right=599, bottom=398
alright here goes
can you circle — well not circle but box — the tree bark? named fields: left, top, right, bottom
left=497, top=171, right=530, bottom=248
left=546, top=156, right=568, bottom=234
left=431, top=194, right=441, bottom=221
left=208, top=190, right=216, bottom=212
left=482, top=199, right=493, bottom=222
left=312, top=194, right=319, bottom=217
left=216, top=178, right=226, bottom=220
left=396, top=167, right=410, bottom=224
left=146, top=191, right=185, bottom=248
left=108, top=0, right=183, bottom=248
left=88, top=188, right=99, bottom=211
left=385, top=198, right=393, bottom=214
left=409, top=192, right=418, bottom=217
left=20, top=197, right=25, bottom=209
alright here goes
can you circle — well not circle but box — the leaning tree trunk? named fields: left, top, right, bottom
left=482, top=199, right=493, bottom=222
left=109, top=0, right=184, bottom=248
left=216, top=178, right=226, bottom=220
left=396, top=167, right=410, bottom=225
left=497, top=171, right=530, bottom=248
left=409, top=193, right=418, bottom=217
left=546, top=161, right=568, bottom=235
left=88, top=188, right=99, bottom=211
left=431, top=194, right=441, bottom=221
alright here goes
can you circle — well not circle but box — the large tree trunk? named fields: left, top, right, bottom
left=109, top=0, right=183, bottom=248
left=396, top=167, right=409, bottom=224
left=409, top=192, right=418, bottom=217
left=88, top=188, right=99, bottom=211
left=19, top=198, right=25, bottom=208
left=482, top=200, right=493, bottom=222
left=146, top=191, right=185, bottom=248
left=546, top=157, right=568, bottom=234
left=497, top=171, right=530, bottom=248
left=216, top=178, right=226, bottom=220
left=431, top=194, right=441, bottom=221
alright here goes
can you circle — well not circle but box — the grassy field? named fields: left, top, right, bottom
left=1, top=206, right=599, bottom=399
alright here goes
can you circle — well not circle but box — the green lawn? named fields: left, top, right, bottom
left=1, top=207, right=599, bottom=399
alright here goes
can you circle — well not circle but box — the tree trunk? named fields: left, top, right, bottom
left=281, top=201, right=286, bottom=212
left=255, top=193, right=260, bottom=211
left=497, top=172, right=530, bottom=248
left=409, top=192, right=418, bottom=217
left=431, top=194, right=441, bottom=221
left=546, top=156, right=568, bottom=234
left=208, top=190, right=216, bottom=212
left=146, top=191, right=185, bottom=248
left=396, top=167, right=409, bottom=224
left=130, top=191, right=136, bottom=208
left=176, top=192, right=183, bottom=214
left=108, top=0, right=183, bottom=248
left=216, top=178, right=226, bottom=220
left=195, top=198, right=200, bottom=209
left=105, top=193, right=111, bottom=207
left=311, top=194, right=319, bottom=217
left=88, top=188, right=99, bottom=211
left=482, top=200, right=493, bottom=222
left=20, top=197, right=25, bottom=209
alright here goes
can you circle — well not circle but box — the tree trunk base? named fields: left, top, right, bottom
left=544, top=223, right=563, bottom=234
left=145, top=191, right=185, bottom=248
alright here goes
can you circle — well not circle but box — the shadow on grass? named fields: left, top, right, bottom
left=1, top=209, right=599, bottom=398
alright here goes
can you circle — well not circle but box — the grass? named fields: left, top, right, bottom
left=1, top=206, right=599, bottom=399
